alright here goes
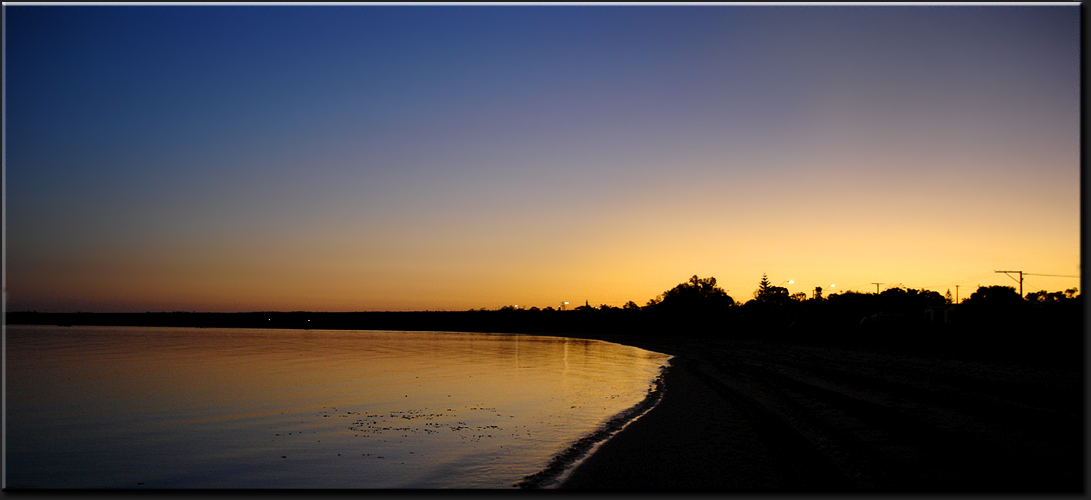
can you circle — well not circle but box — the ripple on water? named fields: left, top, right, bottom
left=6, top=326, right=670, bottom=488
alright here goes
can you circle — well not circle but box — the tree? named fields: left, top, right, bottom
left=967, top=285, right=1022, bottom=305
left=1026, top=289, right=1080, bottom=303
left=752, top=273, right=790, bottom=305
left=945, top=288, right=954, bottom=305
left=640, top=275, right=736, bottom=338
left=876, top=287, right=946, bottom=314
left=754, top=273, right=773, bottom=300
left=660, top=275, right=732, bottom=304
left=654, top=275, right=735, bottom=313
left=1025, top=290, right=1058, bottom=303
left=915, top=289, right=947, bottom=308
left=958, top=285, right=1032, bottom=339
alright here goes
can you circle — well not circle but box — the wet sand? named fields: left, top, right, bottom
left=556, top=336, right=1082, bottom=493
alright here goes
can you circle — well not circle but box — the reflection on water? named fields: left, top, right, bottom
left=5, top=326, right=669, bottom=488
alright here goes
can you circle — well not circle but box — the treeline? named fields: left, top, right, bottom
left=6, top=274, right=1082, bottom=363
left=4, top=309, right=625, bottom=335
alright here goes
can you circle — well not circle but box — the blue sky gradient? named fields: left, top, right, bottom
left=5, top=5, right=1081, bottom=312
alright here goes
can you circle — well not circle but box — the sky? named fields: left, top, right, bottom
left=4, top=4, right=1081, bottom=312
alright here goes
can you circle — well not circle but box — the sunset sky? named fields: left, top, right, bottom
left=4, top=4, right=1081, bottom=312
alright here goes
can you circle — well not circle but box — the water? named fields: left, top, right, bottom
left=4, top=325, right=669, bottom=489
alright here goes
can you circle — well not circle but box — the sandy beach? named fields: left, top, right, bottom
left=556, top=335, right=1082, bottom=493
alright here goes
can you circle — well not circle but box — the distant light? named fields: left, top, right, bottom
left=563, top=302, right=569, bottom=305
left=830, top=284, right=836, bottom=287
left=788, top=280, right=794, bottom=284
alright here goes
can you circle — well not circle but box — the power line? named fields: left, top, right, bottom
left=995, top=270, right=1080, bottom=297
left=1022, top=280, right=1044, bottom=293
left=995, top=270, right=1024, bottom=296
left=1001, top=272, right=1023, bottom=285
left=919, top=273, right=994, bottom=291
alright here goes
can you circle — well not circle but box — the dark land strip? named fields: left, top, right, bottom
left=556, top=335, right=1083, bottom=492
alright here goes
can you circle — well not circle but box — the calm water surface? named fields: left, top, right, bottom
left=5, top=325, right=669, bottom=488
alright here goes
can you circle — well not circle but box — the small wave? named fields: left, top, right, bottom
left=514, top=358, right=673, bottom=489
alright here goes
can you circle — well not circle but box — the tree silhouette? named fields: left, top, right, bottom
left=966, top=285, right=1023, bottom=305
left=875, top=287, right=946, bottom=315
left=754, top=273, right=773, bottom=300
left=739, top=274, right=798, bottom=333
left=1026, top=290, right=1061, bottom=303
left=657, top=275, right=734, bottom=310
left=639, top=275, right=736, bottom=338
left=752, top=273, right=790, bottom=306
left=956, top=285, right=1031, bottom=341
left=1025, top=288, right=1080, bottom=303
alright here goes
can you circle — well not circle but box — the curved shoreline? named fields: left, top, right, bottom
left=549, top=335, right=1082, bottom=492
left=513, top=358, right=672, bottom=489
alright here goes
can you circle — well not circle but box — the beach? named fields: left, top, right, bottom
left=556, top=335, right=1082, bottom=493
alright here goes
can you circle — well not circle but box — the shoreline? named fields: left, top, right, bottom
left=552, top=333, right=1082, bottom=492
left=514, top=358, right=671, bottom=489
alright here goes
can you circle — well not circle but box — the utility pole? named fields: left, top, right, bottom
left=955, top=285, right=960, bottom=304
left=871, top=282, right=883, bottom=294
left=995, top=270, right=1023, bottom=297
left=993, top=270, right=1079, bottom=298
